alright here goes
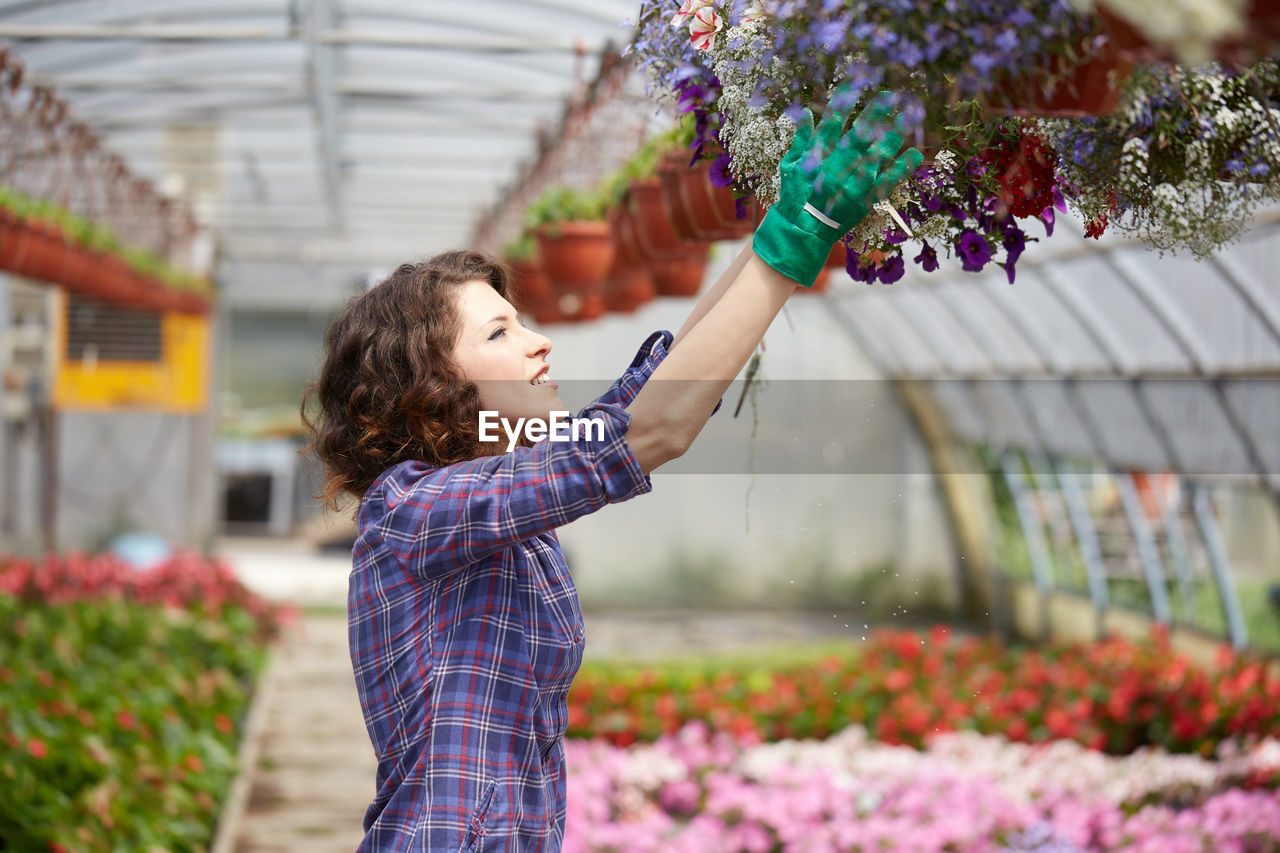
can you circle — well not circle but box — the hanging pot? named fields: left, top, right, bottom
left=649, top=244, right=709, bottom=298
left=656, top=151, right=701, bottom=242
left=535, top=219, right=614, bottom=292
left=985, top=46, right=1133, bottom=118
left=604, top=257, right=656, bottom=314
left=505, top=255, right=551, bottom=311
left=674, top=160, right=758, bottom=241
left=608, top=200, right=645, bottom=267
left=626, top=178, right=699, bottom=261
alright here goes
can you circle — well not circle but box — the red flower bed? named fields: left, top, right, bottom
left=569, top=626, right=1280, bottom=756
left=0, top=551, right=290, bottom=641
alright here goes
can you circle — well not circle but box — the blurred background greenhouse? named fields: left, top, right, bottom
left=1, top=1, right=1278, bottom=852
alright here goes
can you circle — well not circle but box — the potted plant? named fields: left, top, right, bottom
left=525, top=185, right=613, bottom=321
left=501, top=232, right=552, bottom=313
left=0, top=184, right=211, bottom=313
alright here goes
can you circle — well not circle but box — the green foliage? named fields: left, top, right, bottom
left=0, top=183, right=208, bottom=294
left=0, top=595, right=266, bottom=852
left=502, top=231, right=538, bottom=261
left=524, top=185, right=609, bottom=232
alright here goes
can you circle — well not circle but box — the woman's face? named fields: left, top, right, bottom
left=451, top=279, right=565, bottom=423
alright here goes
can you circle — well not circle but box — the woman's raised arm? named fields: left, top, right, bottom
left=625, top=90, right=922, bottom=474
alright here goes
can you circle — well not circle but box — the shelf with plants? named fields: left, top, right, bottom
left=0, top=185, right=211, bottom=315
left=631, top=0, right=1280, bottom=285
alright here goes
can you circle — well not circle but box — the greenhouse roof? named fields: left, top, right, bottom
left=0, top=0, right=640, bottom=269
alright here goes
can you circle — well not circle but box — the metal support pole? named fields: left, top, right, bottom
left=1001, top=451, right=1056, bottom=637
left=1054, top=460, right=1110, bottom=638
left=1191, top=485, right=1250, bottom=650
left=1114, top=471, right=1173, bottom=625
left=1159, top=489, right=1197, bottom=624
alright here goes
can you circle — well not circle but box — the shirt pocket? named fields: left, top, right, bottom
left=458, top=778, right=498, bottom=853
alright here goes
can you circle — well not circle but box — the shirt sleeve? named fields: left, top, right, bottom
left=594, top=328, right=723, bottom=415
left=371, top=399, right=651, bottom=581
left=592, top=329, right=675, bottom=409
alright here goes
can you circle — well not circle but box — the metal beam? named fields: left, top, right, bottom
left=307, top=0, right=344, bottom=235
left=28, top=73, right=574, bottom=101
left=0, top=24, right=593, bottom=52
left=1190, top=485, right=1249, bottom=649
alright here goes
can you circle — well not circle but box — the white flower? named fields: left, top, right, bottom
left=671, top=0, right=712, bottom=27
left=689, top=6, right=724, bottom=51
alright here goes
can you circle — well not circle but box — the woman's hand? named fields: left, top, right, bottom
left=752, top=90, right=922, bottom=288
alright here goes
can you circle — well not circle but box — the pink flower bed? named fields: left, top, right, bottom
left=563, top=724, right=1280, bottom=852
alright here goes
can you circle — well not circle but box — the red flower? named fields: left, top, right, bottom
left=26, top=737, right=47, bottom=759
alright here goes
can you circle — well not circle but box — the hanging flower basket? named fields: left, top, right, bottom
left=986, top=46, right=1133, bottom=119
left=535, top=221, right=614, bottom=292
left=656, top=152, right=702, bottom=242
left=626, top=178, right=700, bottom=261
left=506, top=255, right=551, bottom=310
left=608, top=200, right=646, bottom=268
left=649, top=245, right=709, bottom=297
left=604, top=258, right=656, bottom=314
left=677, top=160, right=758, bottom=242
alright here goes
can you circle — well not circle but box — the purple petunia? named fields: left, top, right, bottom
left=709, top=152, right=735, bottom=188
left=877, top=253, right=906, bottom=284
left=914, top=241, right=939, bottom=272
left=846, top=251, right=879, bottom=284
left=957, top=230, right=991, bottom=272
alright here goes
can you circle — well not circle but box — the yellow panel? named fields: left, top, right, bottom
left=53, top=291, right=210, bottom=413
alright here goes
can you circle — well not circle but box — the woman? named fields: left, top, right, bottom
left=303, top=92, right=919, bottom=852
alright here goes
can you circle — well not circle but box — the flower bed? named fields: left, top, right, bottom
left=563, top=723, right=1280, bottom=852
left=568, top=626, right=1279, bottom=755
left=0, top=552, right=290, bottom=852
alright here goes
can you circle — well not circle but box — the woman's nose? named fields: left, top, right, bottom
left=526, top=328, right=551, bottom=358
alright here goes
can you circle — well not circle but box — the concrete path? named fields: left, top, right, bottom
left=213, top=537, right=856, bottom=852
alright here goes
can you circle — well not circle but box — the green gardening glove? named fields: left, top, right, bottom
left=753, top=90, right=923, bottom=287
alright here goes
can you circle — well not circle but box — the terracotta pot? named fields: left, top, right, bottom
left=650, top=245, right=709, bottom=297
left=656, top=151, right=701, bottom=242
left=627, top=178, right=697, bottom=261
left=505, top=256, right=551, bottom=309
left=604, top=259, right=656, bottom=314
left=608, top=201, right=645, bottom=267
left=986, top=48, right=1132, bottom=118
left=535, top=220, right=614, bottom=292
left=675, top=160, right=759, bottom=241
left=553, top=289, right=606, bottom=323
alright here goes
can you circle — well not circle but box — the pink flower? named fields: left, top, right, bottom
left=688, top=6, right=723, bottom=51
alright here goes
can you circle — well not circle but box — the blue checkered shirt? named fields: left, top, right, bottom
left=349, top=331, right=673, bottom=852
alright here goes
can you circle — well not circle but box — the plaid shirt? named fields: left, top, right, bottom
left=349, top=331, right=673, bottom=852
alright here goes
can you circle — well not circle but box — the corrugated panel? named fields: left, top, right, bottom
left=970, top=380, right=1039, bottom=448
left=1018, top=379, right=1099, bottom=460
left=983, top=268, right=1112, bottom=375
left=1073, top=379, right=1171, bottom=470
left=1141, top=380, right=1254, bottom=479
left=1045, top=254, right=1192, bottom=374
left=884, top=288, right=993, bottom=376
left=929, top=379, right=988, bottom=444
left=1221, top=379, right=1280, bottom=480
left=849, top=293, right=942, bottom=377
left=934, top=278, right=1046, bottom=374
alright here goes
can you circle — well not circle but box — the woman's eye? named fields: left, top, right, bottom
left=487, top=326, right=506, bottom=341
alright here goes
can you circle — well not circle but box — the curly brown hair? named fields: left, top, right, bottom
left=301, top=249, right=516, bottom=510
